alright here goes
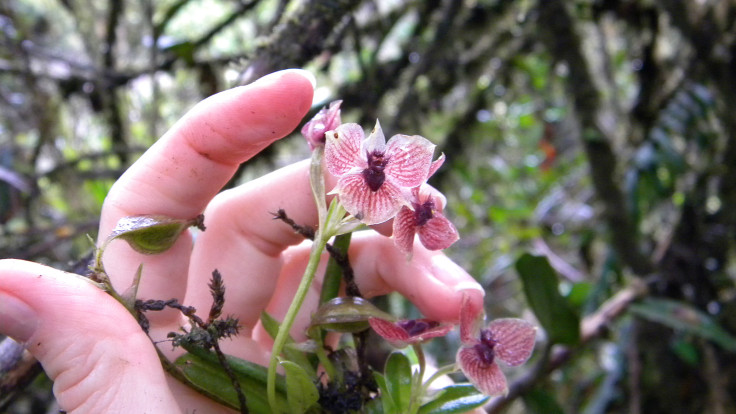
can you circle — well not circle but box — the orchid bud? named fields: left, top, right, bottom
left=301, top=100, right=342, bottom=149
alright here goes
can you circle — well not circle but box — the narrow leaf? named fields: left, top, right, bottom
left=259, top=312, right=315, bottom=377
left=418, top=384, right=490, bottom=414
left=174, top=351, right=287, bottom=414
left=629, top=298, right=736, bottom=352
left=374, top=372, right=397, bottom=414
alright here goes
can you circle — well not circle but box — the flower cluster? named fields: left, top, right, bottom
left=365, top=294, right=536, bottom=397
left=303, top=101, right=458, bottom=255
left=301, top=102, right=536, bottom=398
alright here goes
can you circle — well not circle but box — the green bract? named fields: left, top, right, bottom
left=106, top=214, right=204, bottom=254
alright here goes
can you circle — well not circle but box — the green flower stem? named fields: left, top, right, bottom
left=409, top=344, right=427, bottom=414
left=319, top=232, right=352, bottom=305
left=267, top=230, right=330, bottom=413
left=309, top=146, right=327, bottom=229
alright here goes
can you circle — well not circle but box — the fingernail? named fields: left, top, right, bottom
left=0, top=293, right=38, bottom=342
left=454, top=282, right=485, bottom=294
left=430, top=255, right=485, bottom=294
left=255, top=69, right=317, bottom=90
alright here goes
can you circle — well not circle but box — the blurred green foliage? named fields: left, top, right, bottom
left=2, top=0, right=736, bottom=413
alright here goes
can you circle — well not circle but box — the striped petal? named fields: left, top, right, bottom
left=488, top=318, right=536, bottom=367
left=369, top=317, right=451, bottom=348
left=417, top=213, right=459, bottom=251
left=325, top=123, right=366, bottom=176
left=384, top=134, right=435, bottom=188
left=457, top=347, right=508, bottom=396
left=392, top=205, right=417, bottom=254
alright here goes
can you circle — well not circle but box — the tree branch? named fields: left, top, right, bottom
left=239, top=0, right=361, bottom=84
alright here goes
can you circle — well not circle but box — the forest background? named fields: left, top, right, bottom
left=2, top=0, right=736, bottom=413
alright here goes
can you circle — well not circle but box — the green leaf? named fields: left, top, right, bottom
left=280, top=360, right=320, bottom=414
left=260, top=311, right=282, bottom=341
left=260, top=312, right=315, bottom=377
left=374, top=372, right=397, bottom=414
left=629, top=298, right=736, bottom=352
left=516, top=253, right=580, bottom=345
left=384, top=352, right=413, bottom=413
left=174, top=350, right=287, bottom=414
left=363, top=396, right=386, bottom=414
left=521, top=388, right=566, bottom=414
left=418, top=384, right=490, bottom=414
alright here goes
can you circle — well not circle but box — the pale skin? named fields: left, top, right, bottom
left=0, top=69, right=485, bottom=413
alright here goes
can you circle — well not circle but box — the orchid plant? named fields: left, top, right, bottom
left=92, top=100, right=537, bottom=414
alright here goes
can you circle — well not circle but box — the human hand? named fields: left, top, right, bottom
left=0, top=69, right=484, bottom=413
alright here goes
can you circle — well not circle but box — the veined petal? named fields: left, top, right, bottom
left=457, top=347, right=508, bottom=396
left=384, top=134, right=435, bottom=188
left=336, top=174, right=405, bottom=225
left=418, top=213, right=459, bottom=251
left=460, top=292, right=483, bottom=344
left=488, top=318, right=536, bottom=367
left=369, top=318, right=411, bottom=348
left=369, top=318, right=452, bottom=348
left=325, top=123, right=366, bottom=176
left=392, top=206, right=417, bottom=254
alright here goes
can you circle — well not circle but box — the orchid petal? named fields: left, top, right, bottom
left=392, top=206, right=417, bottom=254
left=362, top=120, right=387, bottom=154
left=488, top=318, right=536, bottom=367
left=369, top=317, right=411, bottom=347
left=384, top=134, right=435, bottom=188
left=460, top=292, right=483, bottom=344
left=336, top=174, right=405, bottom=224
left=325, top=123, right=365, bottom=176
left=369, top=317, right=452, bottom=348
left=428, top=152, right=446, bottom=178
left=417, top=213, right=459, bottom=251
left=457, top=347, right=508, bottom=396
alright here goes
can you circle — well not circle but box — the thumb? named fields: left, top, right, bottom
left=0, top=259, right=179, bottom=413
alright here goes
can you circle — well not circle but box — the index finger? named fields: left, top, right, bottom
left=98, top=70, right=315, bottom=302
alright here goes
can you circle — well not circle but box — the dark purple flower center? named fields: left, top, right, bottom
left=397, top=319, right=440, bottom=336
left=474, top=328, right=498, bottom=365
left=414, top=199, right=435, bottom=226
left=362, top=150, right=389, bottom=192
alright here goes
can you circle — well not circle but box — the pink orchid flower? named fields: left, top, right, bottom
left=368, top=317, right=453, bottom=349
left=325, top=120, right=437, bottom=224
left=393, top=182, right=459, bottom=255
left=456, top=296, right=536, bottom=396
left=301, top=100, right=342, bottom=149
